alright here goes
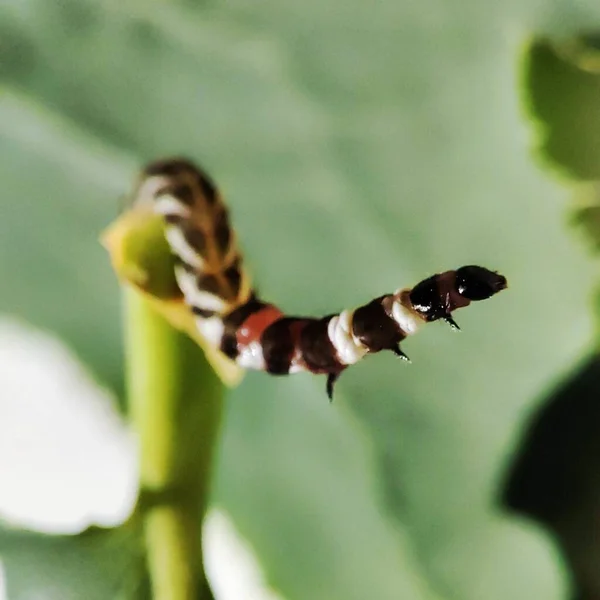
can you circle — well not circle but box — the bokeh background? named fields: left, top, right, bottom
left=2, top=1, right=600, bottom=599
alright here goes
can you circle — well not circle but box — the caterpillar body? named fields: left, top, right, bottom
left=133, top=158, right=507, bottom=399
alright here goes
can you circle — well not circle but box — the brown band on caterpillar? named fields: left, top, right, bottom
left=352, top=296, right=407, bottom=352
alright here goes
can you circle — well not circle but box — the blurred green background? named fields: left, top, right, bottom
left=2, top=0, right=600, bottom=599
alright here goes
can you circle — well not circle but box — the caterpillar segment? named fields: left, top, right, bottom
left=135, top=158, right=507, bottom=400
left=133, top=158, right=252, bottom=317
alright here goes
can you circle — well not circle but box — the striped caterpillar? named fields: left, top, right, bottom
left=133, top=158, right=507, bottom=399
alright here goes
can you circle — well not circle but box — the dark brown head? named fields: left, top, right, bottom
left=454, top=266, right=507, bottom=301
left=409, top=265, right=507, bottom=322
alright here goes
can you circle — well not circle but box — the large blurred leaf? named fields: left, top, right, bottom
left=2, top=0, right=600, bottom=598
left=525, top=39, right=600, bottom=179
left=0, top=90, right=133, bottom=394
left=0, top=525, right=143, bottom=600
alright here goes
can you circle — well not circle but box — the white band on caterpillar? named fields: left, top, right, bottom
left=135, top=175, right=171, bottom=204
left=175, top=267, right=228, bottom=313
left=237, top=340, right=266, bottom=370
left=391, top=293, right=423, bottom=336
left=327, top=309, right=368, bottom=365
left=195, top=317, right=225, bottom=347
left=155, top=194, right=192, bottom=218
left=165, top=225, right=204, bottom=270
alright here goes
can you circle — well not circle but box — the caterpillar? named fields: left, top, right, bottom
left=133, top=158, right=507, bottom=399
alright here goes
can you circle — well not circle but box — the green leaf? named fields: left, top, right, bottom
left=0, top=88, right=134, bottom=396
left=0, top=524, right=144, bottom=600
left=1, top=0, right=600, bottom=598
left=524, top=38, right=600, bottom=179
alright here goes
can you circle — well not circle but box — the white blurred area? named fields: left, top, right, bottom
left=0, top=560, right=7, bottom=600
left=0, top=316, right=283, bottom=600
left=204, top=510, right=285, bottom=600
left=0, top=317, right=138, bottom=534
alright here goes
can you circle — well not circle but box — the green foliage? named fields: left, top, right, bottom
left=0, top=524, right=144, bottom=600
left=525, top=39, right=600, bottom=179
left=2, top=0, right=600, bottom=599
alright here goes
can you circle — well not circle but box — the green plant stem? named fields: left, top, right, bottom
left=125, top=287, right=224, bottom=600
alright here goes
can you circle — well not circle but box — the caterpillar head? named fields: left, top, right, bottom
left=455, top=266, right=507, bottom=301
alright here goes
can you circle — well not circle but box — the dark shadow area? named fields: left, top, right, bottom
left=504, top=353, right=600, bottom=600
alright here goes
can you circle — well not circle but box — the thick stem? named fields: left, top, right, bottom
left=125, top=287, right=223, bottom=600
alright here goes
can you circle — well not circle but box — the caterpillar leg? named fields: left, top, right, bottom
left=326, top=372, right=341, bottom=401
left=443, top=315, right=460, bottom=330
left=392, top=344, right=411, bottom=362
